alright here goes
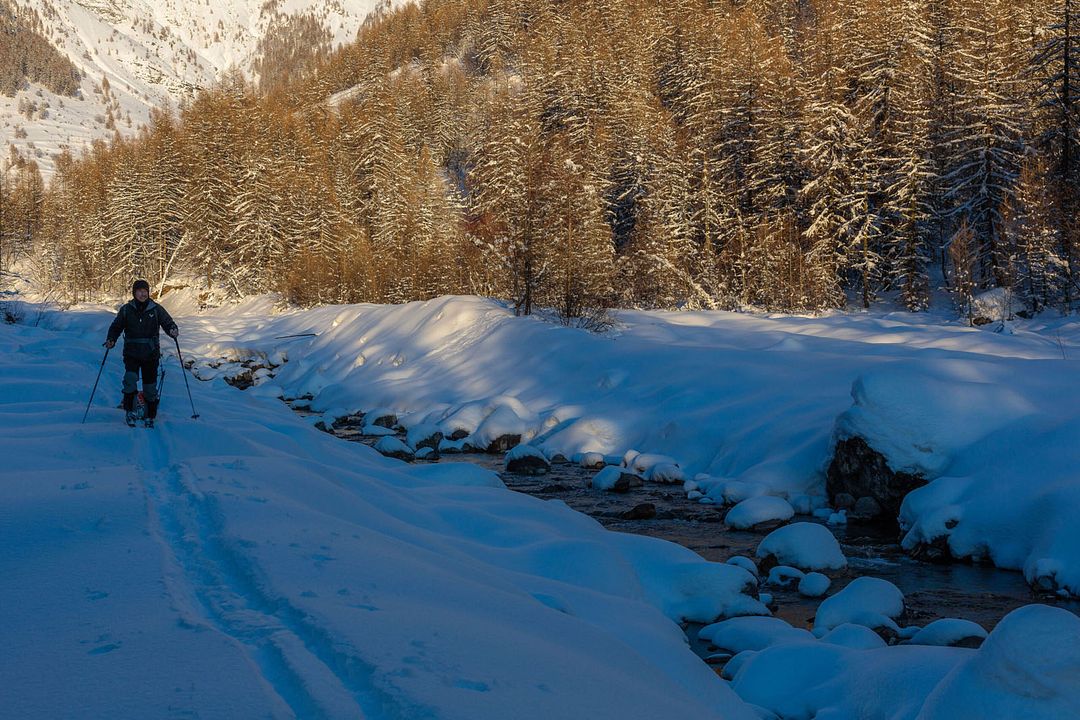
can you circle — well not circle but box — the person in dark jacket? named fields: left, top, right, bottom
left=104, top=279, right=179, bottom=425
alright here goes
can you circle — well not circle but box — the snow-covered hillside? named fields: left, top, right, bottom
left=1, top=0, right=387, bottom=176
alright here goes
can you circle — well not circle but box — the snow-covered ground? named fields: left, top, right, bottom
left=2, top=291, right=1079, bottom=717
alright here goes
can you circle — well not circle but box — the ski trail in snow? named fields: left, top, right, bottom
left=136, top=432, right=376, bottom=719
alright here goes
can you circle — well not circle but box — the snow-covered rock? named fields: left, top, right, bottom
left=797, top=572, right=831, bottom=598
left=699, top=616, right=814, bottom=654
left=373, top=436, right=414, bottom=461
left=590, top=465, right=643, bottom=493
left=813, top=577, right=905, bottom=637
left=648, top=462, right=685, bottom=484
left=725, top=556, right=759, bottom=578
left=756, top=523, right=847, bottom=572
left=764, top=566, right=804, bottom=588
left=504, top=444, right=551, bottom=475
left=579, top=452, right=606, bottom=469
left=907, top=619, right=988, bottom=648
left=405, top=422, right=443, bottom=452
left=471, top=398, right=538, bottom=453
left=819, top=623, right=887, bottom=649
left=725, top=496, right=795, bottom=530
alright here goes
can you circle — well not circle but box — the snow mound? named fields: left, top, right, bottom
left=699, top=617, right=814, bottom=654
left=725, top=496, right=795, bottom=530
left=908, top=619, right=987, bottom=648
left=797, top=572, right=831, bottom=598
left=819, top=623, right=887, bottom=649
left=813, top=577, right=905, bottom=636
left=917, top=605, right=1080, bottom=719
left=756, top=523, right=847, bottom=572
left=765, top=566, right=804, bottom=588
left=725, top=556, right=759, bottom=578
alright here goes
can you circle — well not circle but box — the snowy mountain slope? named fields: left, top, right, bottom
left=1, top=0, right=387, bottom=176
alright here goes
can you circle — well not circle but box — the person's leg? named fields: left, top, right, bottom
left=122, top=357, right=139, bottom=411
left=142, top=356, right=160, bottom=418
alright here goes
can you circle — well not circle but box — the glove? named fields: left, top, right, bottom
left=169, top=327, right=179, bottom=338
left=104, top=339, right=115, bottom=349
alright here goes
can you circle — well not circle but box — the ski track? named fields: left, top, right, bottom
left=135, top=428, right=416, bottom=720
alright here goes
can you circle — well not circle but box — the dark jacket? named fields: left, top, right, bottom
left=107, top=299, right=178, bottom=360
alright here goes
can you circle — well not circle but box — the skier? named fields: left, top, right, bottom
left=104, top=279, right=179, bottom=427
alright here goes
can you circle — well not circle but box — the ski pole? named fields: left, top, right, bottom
left=82, top=345, right=110, bottom=424
left=173, top=336, right=200, bottom=419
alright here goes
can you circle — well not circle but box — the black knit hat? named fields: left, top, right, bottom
left=132, top=279, right=150, bottom=295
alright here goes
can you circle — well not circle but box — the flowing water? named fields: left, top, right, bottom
left=306, top=412, right=1080, bottom=647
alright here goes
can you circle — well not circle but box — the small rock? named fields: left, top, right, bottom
left=621, top=503, right=657, bottom=520
left=374, top=436, right=414, bottom=462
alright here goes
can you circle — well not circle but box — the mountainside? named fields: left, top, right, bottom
left=0, top=0, right=388, bottom=176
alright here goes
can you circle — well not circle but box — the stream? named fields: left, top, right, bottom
left=315, top=418, right=1079, bottom=634
left=253, top=391, right=1080, bottom=669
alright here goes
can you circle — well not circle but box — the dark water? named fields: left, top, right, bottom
left=313, top=414, right=1079, bottom=635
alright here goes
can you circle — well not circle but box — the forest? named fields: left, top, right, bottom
left=3, top=0, right=1078, bottom=319
left=0, top=0, right=81, bottom=97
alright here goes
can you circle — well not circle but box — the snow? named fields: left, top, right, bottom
left=5, top=291, right=1080, bottom=717
left=916, top=605, right=1080, bottom=719
left=756, top=522, right=847, bottom=572
left=812, top=577, right=906, bottom=636
left=505, top=443, right=547, bottom=462
left=590, top=465, right=634, bottom=491
left=819, top=623, right=888, bottom=649
left=725, top=496, right=795, bottom=530
left=798, top=572, right=832, bottom=598
left=907, top=619, right=988, bottom=647
left=698, top=617, right=815, bottom=654
left=0, top=311, right=762, bottom=719
left=726, top=556, right=760, bottom=577
left=765, top=566, right=805, bottom=588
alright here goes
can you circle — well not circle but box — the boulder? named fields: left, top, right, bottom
left=591, top=466, right=643, bottom=493
left=826, top=436, right=927, bottom=524
left=374, top=436, right=414, bottom=462
left=505, top=444, right=551, bottom=475
left=406, top=423, right=444, bottom=453
left=368, top=409, right=399, bottom=429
